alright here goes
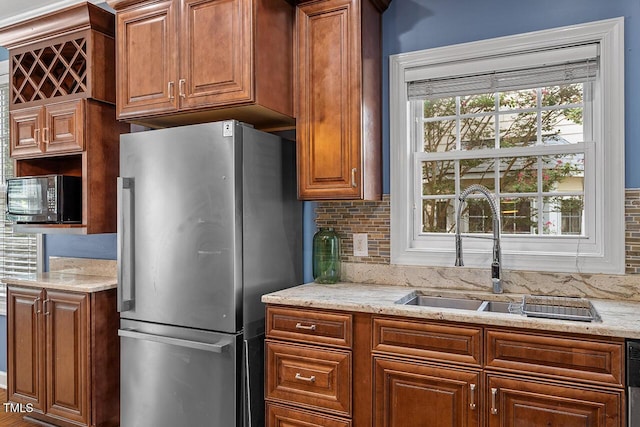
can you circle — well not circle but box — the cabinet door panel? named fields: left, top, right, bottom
left=45, top=100, right=84, bottom=154
left=374, top=357, right=481, bottom=427
left=180, top=0, right=252, bottom=108
left=296, top=0, right=362, bottom=199
left=45, top=290, right=89, bottom=425
left=116, top=0, right=178, bottom=118
left=7, top=287, right=45, bottom=413
left=10, top=107, right=44, bottom=158
left=487, top=375, right=621, bottom=427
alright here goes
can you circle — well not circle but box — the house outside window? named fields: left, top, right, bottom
left=389, top=18, right=625, bottom=274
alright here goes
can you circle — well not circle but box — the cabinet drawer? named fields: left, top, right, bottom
left=266, top=340, right=351, bottom=416
left=266, top=306, right=352, bottom=348
left=486, top=329, right=624, bottom=387
left=372, top=317, right=482, bottom=366
left=267, top=403, right=351, bottom=427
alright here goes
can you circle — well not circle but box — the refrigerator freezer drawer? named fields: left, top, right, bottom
left=119, top=320, right=241, bottom=427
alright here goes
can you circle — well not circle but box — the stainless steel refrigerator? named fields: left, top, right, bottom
left=117, top=121, right=302, bottom=427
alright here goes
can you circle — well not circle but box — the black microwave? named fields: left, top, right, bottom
left=6, top=175, right=82, bottom=224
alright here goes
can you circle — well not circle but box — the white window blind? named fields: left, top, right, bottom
left=408, top=44, right=599, bottom=100
left=0, top=81, right=38, bottom=278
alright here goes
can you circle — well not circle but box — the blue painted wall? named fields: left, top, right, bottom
left=381, top=0, right=640, bottom=192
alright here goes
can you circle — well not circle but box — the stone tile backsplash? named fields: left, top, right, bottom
left=316, top=191, right=640, bottom=300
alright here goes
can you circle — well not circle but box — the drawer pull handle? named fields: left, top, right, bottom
left=491, top=387, right=498, bottom=415
left=351, top=168, right=357, bottom=187
left=295, top=322, right=316, bottom=331
left=295, top=373, right=316, bottom=383
left=34, top=297, right=41, bottom=314
left=168, top=81, right=175, bottom=100
left=469, top=383, right=476, bottom=410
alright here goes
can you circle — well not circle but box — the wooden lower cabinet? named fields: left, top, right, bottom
left=374, top=356, right=481, bottom=427
left=486, top=374, right=621, bottom=427
left=266, top=306, right=624, bottom=427
left=267, top=403, right=352, bottom=427
left=7, top=286, right=120, bottom=427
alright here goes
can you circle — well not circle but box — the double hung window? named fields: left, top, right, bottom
left=390, top=18, right=625, bottom=273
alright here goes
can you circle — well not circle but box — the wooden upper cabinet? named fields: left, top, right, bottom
left=108, top=0, right=295, bottom=130
left=0, top=2, right=129, bottom=234
left=296, top=0, right=389, bottom=200
left=10, top=100, right=85, bottom=159
left=180, top=0, right=251, bottom=108
left=114, top=0, right=178, bottom=117
left=0, top=3, right=115, bottom=110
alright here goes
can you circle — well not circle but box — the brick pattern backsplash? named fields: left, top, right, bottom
left=315, top=195, right=391, bottom=264
left=626, top=189, right=640, bottom=273
left=317, top=190, right=640, bottom=274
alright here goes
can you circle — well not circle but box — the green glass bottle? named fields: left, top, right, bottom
left=312, top=227, right=340, bottom=284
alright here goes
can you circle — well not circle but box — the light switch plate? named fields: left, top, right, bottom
left=353, top=233, right=368, bottom=257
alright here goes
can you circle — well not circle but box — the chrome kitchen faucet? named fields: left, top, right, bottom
left=455, top=184, right=503, bottom=294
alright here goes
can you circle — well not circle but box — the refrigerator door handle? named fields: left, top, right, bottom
left=118, top=177, right=135, bottom=312
left=118, top=328, right=232, bottom=353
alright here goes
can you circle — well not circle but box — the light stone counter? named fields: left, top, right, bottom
left=262, top=282, right=640, bottom=339
left=2, top=257, right=117, bottom=293
left=3, top=273, right=116, bottom=293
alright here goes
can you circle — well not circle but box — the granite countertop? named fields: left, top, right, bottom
left=3, top=272, right=117, bottom=293
left=262, top=282, right=640, bottom=339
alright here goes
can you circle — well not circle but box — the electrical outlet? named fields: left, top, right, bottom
left=353, top=233, right=368, bottom=257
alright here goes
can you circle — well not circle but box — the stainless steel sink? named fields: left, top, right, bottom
left=478, top=300, right=514, bottom=313
left=396, top=292, right=600, bottom=322
left=399, top=293, right=485, bottom=310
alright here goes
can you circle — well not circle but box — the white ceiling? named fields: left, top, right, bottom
left=0, top=0, right=103, bottom=29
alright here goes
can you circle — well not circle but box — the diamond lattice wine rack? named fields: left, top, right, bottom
left=0, top=2, right=116, bottom=110
left=12, top=38, right=88, bottom=105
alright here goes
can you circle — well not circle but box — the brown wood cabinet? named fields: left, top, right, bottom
left=295, top=0, right=390, bottom=200
left=486, top=374, right=621, bottom=427
left=265, top=304, right=625, bottom=427
left=0, top=3, right=129, bottom=234
left=10, top=99, right=84, bottom=158
left=265, top=306, right=356, bottom=426
left=107, top=0, right=295, bottom=130
left=7, top=286, right=120, bottom=427
left=374, top=356, right=481, bottom=427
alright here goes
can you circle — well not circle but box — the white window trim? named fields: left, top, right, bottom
left=390, top=18, right=625, bottom=274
